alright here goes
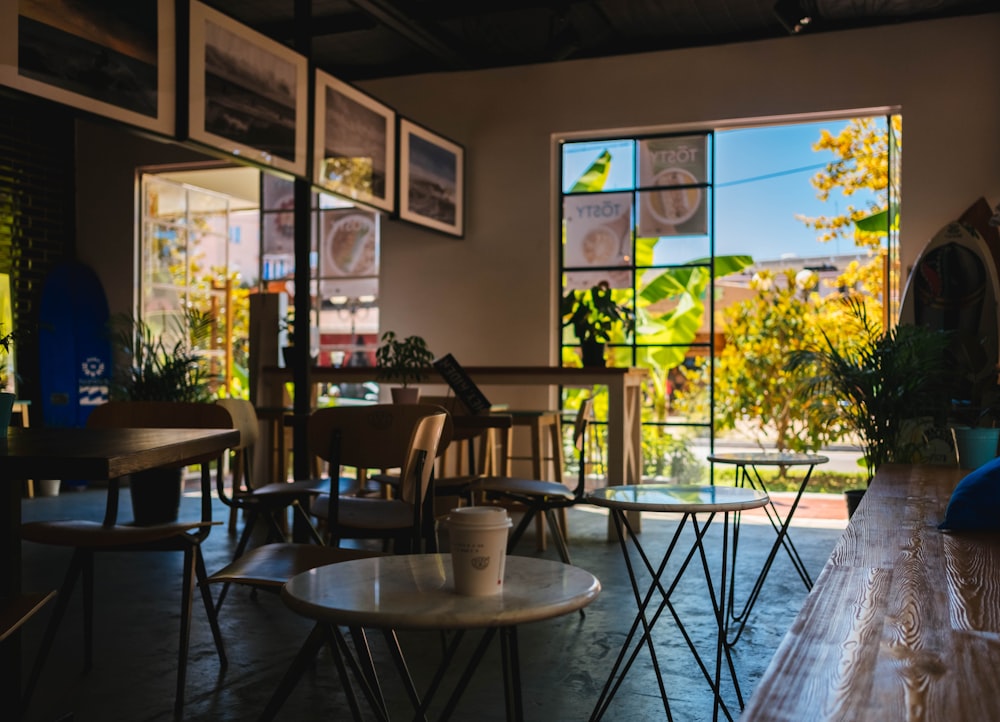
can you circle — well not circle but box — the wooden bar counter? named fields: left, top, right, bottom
left=742, top=463, right=1000, bottom=721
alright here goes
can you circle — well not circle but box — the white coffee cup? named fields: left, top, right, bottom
left=445, top=507, right=513, bottom=596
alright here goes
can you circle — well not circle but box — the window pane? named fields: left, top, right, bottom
left=561, top=139, right=634, bottom=193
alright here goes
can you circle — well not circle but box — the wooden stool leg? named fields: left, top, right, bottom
left=529, top=419, right=547, bottom=550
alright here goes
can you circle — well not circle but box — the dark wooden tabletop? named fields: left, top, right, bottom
left=1, top=427, right=240, bottom=481
left=742, top=463, right=1000, bottom=721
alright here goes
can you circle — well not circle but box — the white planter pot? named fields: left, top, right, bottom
left=37, top=479, right=61, bottom=497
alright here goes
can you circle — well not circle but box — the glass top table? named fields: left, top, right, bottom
left=707, top=452, right=829, bottom=646
left=586, top=484, right=769, bottom=722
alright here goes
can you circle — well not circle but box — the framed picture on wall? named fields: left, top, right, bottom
left=314, top=71, right=395, bottom=213
left=0, top=0, right=175, bottom=135
left=187, top=1, right=308, bottom=177
left=398, top=118, right=464, bottom=237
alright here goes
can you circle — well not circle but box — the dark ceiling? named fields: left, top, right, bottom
left=204, top=0, right=996, bottom=82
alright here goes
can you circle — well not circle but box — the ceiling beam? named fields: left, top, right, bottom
left=346, top=0, right=472, bottom=67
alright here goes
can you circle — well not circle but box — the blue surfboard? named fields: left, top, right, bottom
left=39, top=262, right=112, bottom=428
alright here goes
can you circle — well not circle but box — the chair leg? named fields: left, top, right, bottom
left=196, top=547, right=227, bottom=666
left=507, top=507, right=537, bottom=553
left=81, top=551, right=94, bottom=671
left=175, top=547, right=196, bottom=719
left=216, top=508, right=261, bottom=613
left=544, top=508, right=572, bottom=564
left=21, top=549, right=86, bottom=714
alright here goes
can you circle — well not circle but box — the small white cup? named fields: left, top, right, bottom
left=445, top=507, right=512, bottom=596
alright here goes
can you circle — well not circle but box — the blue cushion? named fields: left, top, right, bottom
left=939, top=455, right=1000, bottom=531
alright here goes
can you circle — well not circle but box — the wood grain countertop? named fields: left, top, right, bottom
left=742, top=463, right=1000, bottom=721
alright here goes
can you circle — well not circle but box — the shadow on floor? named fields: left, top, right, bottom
left=18, top=485, right=845, bottom=721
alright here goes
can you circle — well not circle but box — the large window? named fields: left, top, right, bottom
left=141, top=167, right=382, bottom=402
left=141, top=174, right=258, bottom=397
left=560, top=115, right=897, bottom=482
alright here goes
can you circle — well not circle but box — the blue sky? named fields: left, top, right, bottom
left=562, top=118, right=882, bottom=264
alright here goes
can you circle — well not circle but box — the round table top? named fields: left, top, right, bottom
left=281, top=553, right=601, bottom=630
left=586, top=484, right=769, bottom=513
left=706, top=452, right=830, bottom=467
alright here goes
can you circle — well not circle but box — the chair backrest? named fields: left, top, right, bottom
left=214, top=397, right=260, bottom=497
left=88, top=400, right=233, bottom=431
left=214, top=398, right=259, bottom=450
left=307, top=404, right=448, bottom=505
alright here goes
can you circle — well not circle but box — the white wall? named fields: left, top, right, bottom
left=76, top=14, right=1000, bottom=407
left=359, top=13, right=1000, bottom=378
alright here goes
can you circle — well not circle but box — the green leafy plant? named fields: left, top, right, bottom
left=561, top=281, right=635, bottom=344
left=111, top=309, right=215, bottom=402
left=375, top=332, right=435, bottom=388
left=787, top=296, right=952, bottom=481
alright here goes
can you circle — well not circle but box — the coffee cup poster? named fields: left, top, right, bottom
left=637, top=136, right=708, bottom=237
left=563, top=192, right=632, bottom=291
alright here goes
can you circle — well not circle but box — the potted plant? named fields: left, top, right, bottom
left=110, top=309, right=215, bottom=523
left=561, top=281, right=636, bottom=367
left=787, top=297, right=952, bottom=515
left=946, top=330, right=1000, bottom=469
left=375, top=331, right=435, bottom=404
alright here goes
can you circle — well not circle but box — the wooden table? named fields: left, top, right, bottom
left=259, top=366, right=648, bottom=536
left=742, top=463, right=1000, bottom=721
left=0, top=426, right=240, bottom=706
left=260, top=366, right=647, bottom=486
left=271, top=553, right=601, bottom=721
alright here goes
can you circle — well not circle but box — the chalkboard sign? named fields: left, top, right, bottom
left=432, top=354, right=492, bottom=415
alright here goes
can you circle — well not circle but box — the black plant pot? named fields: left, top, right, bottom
left=844, top=488, right=866, bottom=519
left=129, top=467, right=183, bottom=526
left=581, top=340, right=606, bottom=368
left=282, top=345, right=318, bottom=367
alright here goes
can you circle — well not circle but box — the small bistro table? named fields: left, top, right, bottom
left=586, top=484, right=769, bottom=722
left=707, top=451, right=828, bottom=646
left=271, top=553, right=601, bottom=721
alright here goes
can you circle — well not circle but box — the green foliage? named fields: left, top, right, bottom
left=709, top=268, right=841, bottom=455
left=786, top=297, right=952, bottom=481
left=111, top=309, right=214, bottom=403
left=561, top=281, right=635, bottom=344
left=375, top=332, right=435, bottom=387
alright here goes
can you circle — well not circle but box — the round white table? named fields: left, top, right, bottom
left=269, top=553, right=601, bottom=721
left=586, top=484, right=769, bottom=722
left=707, top=451, right=828, bottom=645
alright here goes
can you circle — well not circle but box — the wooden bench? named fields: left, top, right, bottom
left=742, top=463, right=1000, bottom=721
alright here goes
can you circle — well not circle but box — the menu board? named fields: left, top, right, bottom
left=637, top=136, right=708, bottom=237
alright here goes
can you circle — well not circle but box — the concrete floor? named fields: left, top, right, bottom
left=17, top=483, right=847, bottom=722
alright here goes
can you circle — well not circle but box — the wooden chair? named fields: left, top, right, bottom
left=19, top=401, right=234, bottom=719
left=213, top=398, right=323, bottom=553
left=204, top=407, right=448, bottom=719
left=306, top=404, right=448, bottom=553
left=470, top=397, right=594, bottom=564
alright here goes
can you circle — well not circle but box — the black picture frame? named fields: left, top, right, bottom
left=0, top=0, right=175, bottom=135
left=398, top=118, right=464, bottom=238
left=314, top=70, right=396, bottom=213
left=187, top=1, right=308, bottom=177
